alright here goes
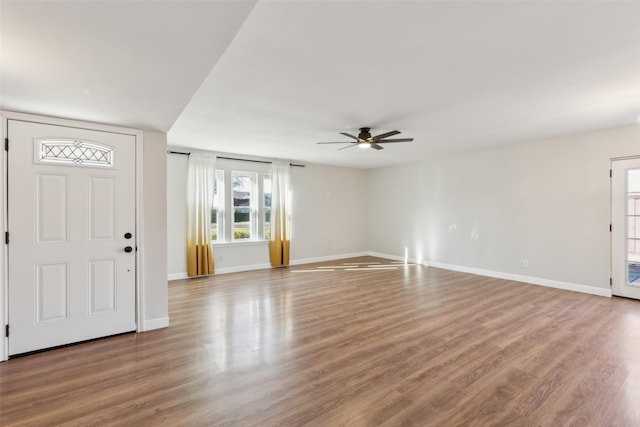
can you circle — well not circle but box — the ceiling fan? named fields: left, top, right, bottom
left=317, top=127, right=414, bottom=150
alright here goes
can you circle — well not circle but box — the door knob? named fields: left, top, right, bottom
left=124, top=246, right=133, bottom=253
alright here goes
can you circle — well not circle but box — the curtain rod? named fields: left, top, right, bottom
left=167, top=150, right=305, bottom=167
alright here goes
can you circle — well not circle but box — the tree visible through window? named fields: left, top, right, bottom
left=232, top=173, right=255, bottom=240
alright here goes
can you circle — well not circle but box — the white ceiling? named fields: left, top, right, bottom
left=2, top=1, right=640, bottom=169
left=0, top=0, right=257, bottom=132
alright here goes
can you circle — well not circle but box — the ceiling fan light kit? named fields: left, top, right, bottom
left=317, top=127, right=414, bottom=151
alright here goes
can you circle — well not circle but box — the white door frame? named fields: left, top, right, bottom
left=0, top=110, right=145, bottom=361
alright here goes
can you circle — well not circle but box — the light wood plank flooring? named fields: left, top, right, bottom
left=2, top=256, right=640, bottom=426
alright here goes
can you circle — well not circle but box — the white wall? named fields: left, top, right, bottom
left=167, top=153, right=189, bottom=276
left=141, top=130, right=168, bottom=328
left=289, top=163, right=369, bottom=262
left=369, top=124, right=640, bottom=295
left=167, top=153, right=369, bottom=278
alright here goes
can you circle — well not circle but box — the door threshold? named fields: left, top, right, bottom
left=9, top=330, right=136, bottom=359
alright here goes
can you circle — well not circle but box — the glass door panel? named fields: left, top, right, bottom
left=627, top=169, right=640, bottom=285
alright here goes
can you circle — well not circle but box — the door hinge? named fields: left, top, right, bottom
left=5, top=324, right=8, bottom=338
left=610, top=169, right=612, bottom=178
left=610, top=277, right=613, bottom=287
left=610, top=224, right=612, bottom=232
left=4, top=138, right=7, bottom=151
left=4, top=231, right=8, bottom=244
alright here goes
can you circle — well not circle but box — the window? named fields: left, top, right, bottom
left=37, top=139, right=114, bottom=168
left=627, top=169, right=640, bottom=283
left=232, top=172, right=256, bottom=240
left=209, top=160, right=272, bottom=244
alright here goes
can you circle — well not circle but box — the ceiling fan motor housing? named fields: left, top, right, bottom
left=359, top=127, right=372, bottom=140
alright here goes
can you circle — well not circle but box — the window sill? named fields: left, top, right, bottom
left=211, top=240, right=270, bottom=248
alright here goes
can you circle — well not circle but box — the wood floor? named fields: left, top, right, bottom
left=2, top=256, right=640, bottom=426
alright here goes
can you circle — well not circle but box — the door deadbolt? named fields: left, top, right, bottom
left=124, top=232, right=132, bottom=239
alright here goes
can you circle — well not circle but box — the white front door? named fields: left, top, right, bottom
left=7, top=119, right=137, bottom=355
left=612, top=157, right=640, bottom=300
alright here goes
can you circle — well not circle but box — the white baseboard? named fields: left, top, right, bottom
left=367, top=251, right=424, bottom=265
left=215, top=263, right=271, bottom=275
left=167, top=253, right=374, bottom=279
left=290, top=252, right=370, bottom=266
left=426, top=260, right=612, bottom=297
left=169, top=252, right=611, bottom=298
left=168, top=263, right=271, bottom=279
left=141, top=316, right=170, bottom=331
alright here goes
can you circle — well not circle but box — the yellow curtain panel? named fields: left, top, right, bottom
left=269, top=160, right=291, bottom=267
left=269, top=231, right=290, bottom=267
left=186, top=243, right=214, bottom=277
left=186, top=154, right=216, bottom=276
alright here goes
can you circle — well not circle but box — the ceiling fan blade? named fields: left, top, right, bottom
left=339, top=132, right=360, bottom=141
left=338, top=144, right=358, bottom=151
left=372, top=130, right=400, bottom=141
left=377, top=138, right=414, bottom=143
left=371, top=143, right=384, bottom=150
left=317, top=141, right=353, bottom=144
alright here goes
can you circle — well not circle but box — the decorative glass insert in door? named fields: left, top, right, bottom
left=37, top=139, right=114, bottom=167
left=627, top=169, right=640, bottom=285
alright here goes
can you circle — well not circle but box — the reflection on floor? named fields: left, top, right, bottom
left=289, top=260, right=415, bottom=273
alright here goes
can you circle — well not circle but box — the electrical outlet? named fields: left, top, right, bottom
left=522, top=259, right=529, bottom=268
